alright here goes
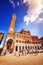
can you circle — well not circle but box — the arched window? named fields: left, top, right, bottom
left=22, top=46, right=24, bottom=50
left=25, top=46, right=27, bottom=49
left=19, top=41, right=21, bottom=43
left=6, top=39, right=14, bottom=53
left=16, top=40, right=18, bottom=43
left=35, top=46, right=37, bottom=49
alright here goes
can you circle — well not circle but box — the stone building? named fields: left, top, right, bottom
left=0, top=33, right=4, bottom=44
left=1, top=14, right=43, bottom=56
left=0, top=33, right=4, bottom=54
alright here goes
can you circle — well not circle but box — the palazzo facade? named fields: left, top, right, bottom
left=1, top=14, right=43, bottom=56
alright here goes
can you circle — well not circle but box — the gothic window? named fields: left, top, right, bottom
left=22, top=46, right=24, bottom=50
left=16, top=46, right=18, bottom=51
left=16, top=40, right=18, bottom=43
left=19, top=41, right=21, bottom=43
left=35, top=46, right=37, bottom=49
left=22, top=41, right=23, bottom=43
left=25, top=46, right=27, bottom=49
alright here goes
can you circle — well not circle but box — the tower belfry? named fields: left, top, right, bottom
left=2, top=14, right=16, bottom=55
left=8, top=14, right=16, bottom=33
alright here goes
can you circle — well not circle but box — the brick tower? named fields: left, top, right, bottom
left=2, top=14, right=16, bottom=55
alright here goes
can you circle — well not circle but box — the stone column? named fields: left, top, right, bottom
left=24, top=46, right=26, bottom=51
left=18, top=46, right=20, bottom=52
left=20, top=46, right=23, bottom=55
left=27, top=46, right=28, bottom=54
left=13, top=46, right=16, bottom=55
left=27, top=46, right=28, bottom=50
left=24, top=46, right=26, bottom=55
left=21, top=46, right=22, bottom=51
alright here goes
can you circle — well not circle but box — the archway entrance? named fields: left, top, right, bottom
left=6, top=39, right=14, bottom=53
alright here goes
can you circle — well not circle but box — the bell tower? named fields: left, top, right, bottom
left=2, top=14, right=16, bottom=55
left=8, top=14, right=16, bottom=33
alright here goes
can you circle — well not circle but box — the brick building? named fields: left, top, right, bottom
left=1, top=14, right=43, bottom=56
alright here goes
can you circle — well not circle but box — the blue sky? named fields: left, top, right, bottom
left=0, top=0, right=43, bottom=47
left=0, top=0, right=27, bottom=33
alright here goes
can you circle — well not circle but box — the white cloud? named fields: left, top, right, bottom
left=17, top=2, right=20, bottom=6
left=36, top=18, right=43, bottom=23
left=23, top=0, right=43, bottom=25
left=9, top=0, right=15, bottom=9
left=39, top=18, right=43, bottom=21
